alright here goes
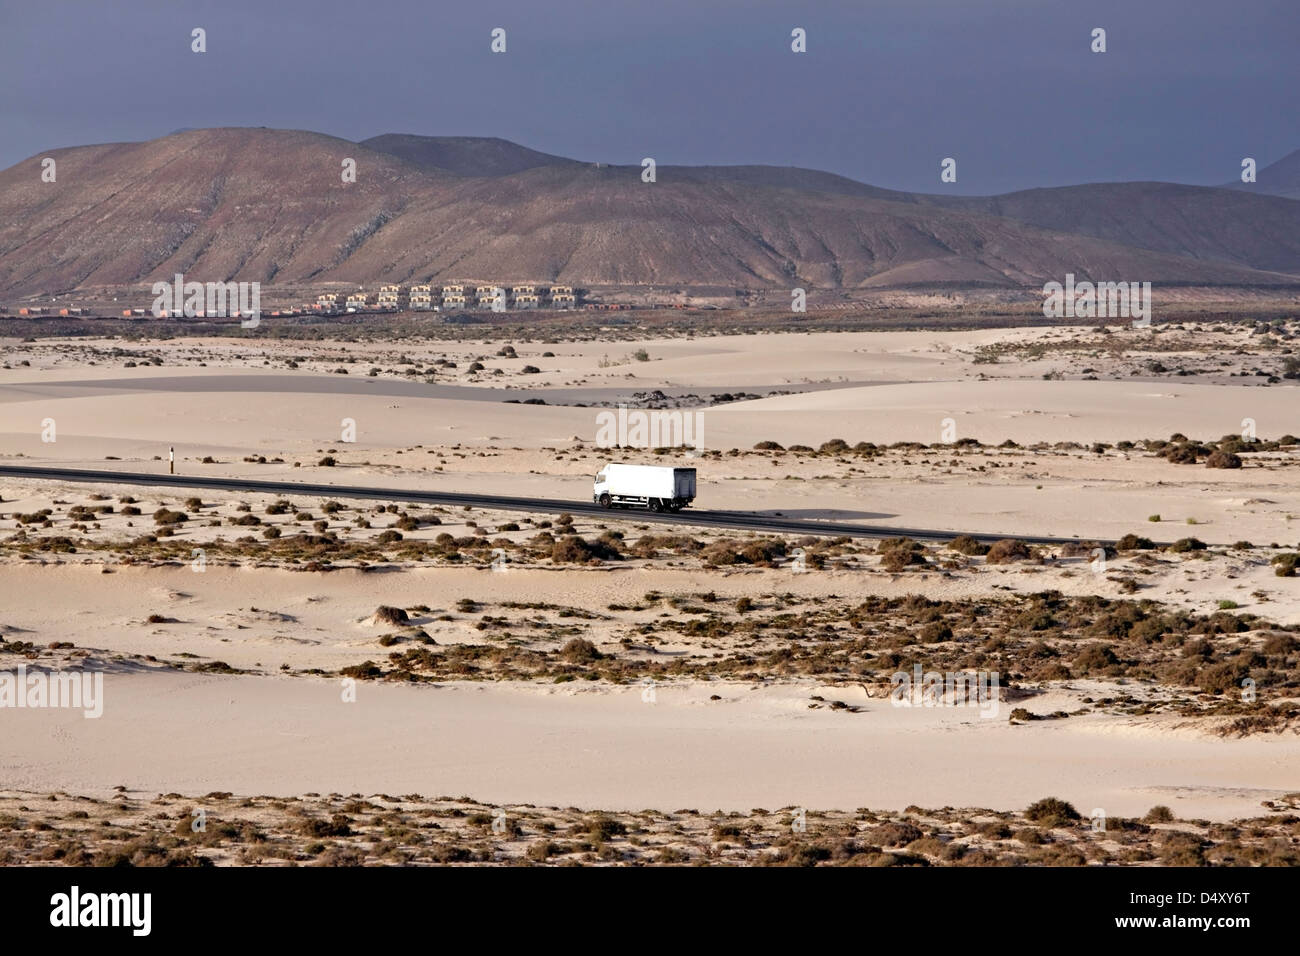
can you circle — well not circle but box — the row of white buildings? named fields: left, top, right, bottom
left=317, top=284, right=577, bottom=312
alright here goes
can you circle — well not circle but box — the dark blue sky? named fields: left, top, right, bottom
left=2, top=0, right=1297, bottom=194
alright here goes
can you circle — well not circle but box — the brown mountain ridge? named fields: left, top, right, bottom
left=1, top=128, right=1298, bottom=298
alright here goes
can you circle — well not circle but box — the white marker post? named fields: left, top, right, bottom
left=169, top=446, right=174, bottom=475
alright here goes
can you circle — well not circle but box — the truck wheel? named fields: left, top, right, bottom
left=598, top=494, right=611, bottom=509
left=649, top=499, right=664, bottom=512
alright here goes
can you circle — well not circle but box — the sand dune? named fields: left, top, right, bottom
left=2, top=670, right=1293, bottom=820
left=709, top=380, right=1300, bottom=446
left=2, top=325, right=1297, bottom=847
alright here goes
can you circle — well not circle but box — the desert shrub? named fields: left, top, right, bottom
left=947, top=535, right=988, bottom=556
left=1159, top=831, right=1206, bottom=866
left=1073, top=643, right=1119, bottom=673
left=1115, top=533, right=1155, bottom=551
left=152, top=508, right=187, bottom=526
left=1144, top=805, right=1175, bottom=823
left=561, top=638, right=601, bottom=663
left=1015, top=608, right=1057, bottom=631
left=376, top=530, right=403, bottom=544
left=296, top=814, right=353, bottom=838
left=738, top=539, right=787, bottom=566
left=318, top=456, right=336, bottom=467
left=919, top=621, right=953, bottom=642
left=585, top=815, right=627, bottom=841
left=526, top=840, right=559, bottom=861
left=879, top=538, right=928, bottom=571
left=1205, top=450, right=1243, bottom=469
left=867, top=821, right=923, bottom=847
left=1163, top=443, right=1201, bottom=464
left=1168, top=537, right=1206, bottom=553
left=1272, top=553, right=1299, bottom=577
left=373, top=606, right=409, bottom=626
left=1262, top=633, right=1297, bottom=657
left=551, top=535, right=620, bottom=563
left=1196, top=659, right=1251, bottom=695
left=1024, top=797, right=1080, bottom=827
left=754, top=441, right=784, bottom=451
left=1078, top=544, right=1121, bottom=566
left=1128, top=616, right=1171, bottom=644
left=985, top=539, right=1031, bottom=564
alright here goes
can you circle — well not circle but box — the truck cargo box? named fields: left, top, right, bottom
left=593, top=463, right=696, bottom=512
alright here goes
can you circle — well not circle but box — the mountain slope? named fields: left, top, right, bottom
left=359, top=134, right=581, bottom=177
left=2, top=128, right=1298, bottom=297
left=1224, top=148, right=1300, bottom=200
left=923, top=182, right=1300, bottom=275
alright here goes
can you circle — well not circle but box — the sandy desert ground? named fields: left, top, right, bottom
left=1, top=319, right=1298, bottom=864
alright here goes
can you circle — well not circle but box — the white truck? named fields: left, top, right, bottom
left=593, top=463, right=696, bottom=512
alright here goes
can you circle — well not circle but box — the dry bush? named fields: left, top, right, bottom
left=551, top=535, right=621, bottom=564
left=560, top=638, right=601, bottom=663
left=1023, top=798, right=1080, bottom=828
left=947, top=535, right=988, bottom=556
left=373, top=606, right=409, bottom=626
left=1205, top=449, right=1242, bottom=469
left=985, top=539, right=1031, bottom=564
left=878, top=538, right=928, bottom=571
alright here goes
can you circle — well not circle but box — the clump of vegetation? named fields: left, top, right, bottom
left=560, top=638, right=602, bottom=664
left=703, top=538, right=786, bottom=568
left=878, top=538, right=928, bottom=571
left=1163, top=442, right=1202, bottom=465
left=947, top=535, right=989, bottom=556
left=985, top=538, right=1031, bottom=564
left=1272, top=554, right=1299, bottom=577
left=551, top=535, right=622, bottom=564
left=1205, top=449, right=1243, bottom=469
left=1024, top=797, right=1081, bottom=828
left=373, top=606, right=410, bottom=626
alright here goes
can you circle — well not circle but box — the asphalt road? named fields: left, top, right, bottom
left=0, top=464, right=1099, bottom=545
